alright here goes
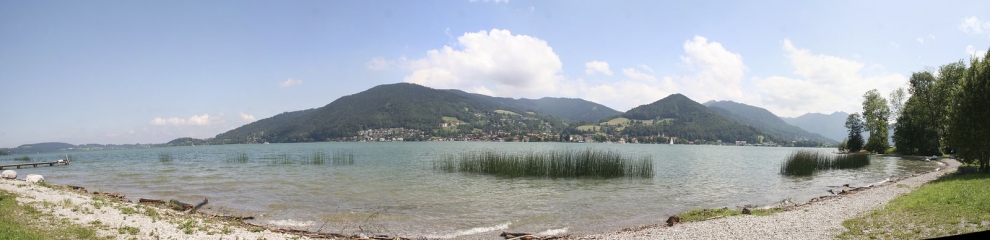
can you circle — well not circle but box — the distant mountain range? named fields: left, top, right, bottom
left=5, top=83, right=846, bottom=152
left=703, top=101, right=837, bottom=144
left=212, top=83, right=612, bottom=143
left=614, top=94, right=770, bottom=143
left=780, top=112, right=850, bottom=142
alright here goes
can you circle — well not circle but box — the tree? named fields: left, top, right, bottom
left=844, top=113, right=865, bottom=153
left=950, top=49, right=990, bottom=172
left=893, top=95, right=939, bottom=155
left=861, top=90, right=890, bottom=153
left=888, top=87, right=906, bottom=122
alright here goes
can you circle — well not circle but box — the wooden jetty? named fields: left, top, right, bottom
left=0, top=161, right=68, bottom=170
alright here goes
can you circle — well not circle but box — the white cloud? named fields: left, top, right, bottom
left=967, top=44, right=988, bottom=57
left=402, top=29, right=564, bottom=98
left=622, top=68, right=656, bottom=81
left=752, top=39, right=906, bottom=117
left=673, top=36, right=749, bottom=103
left=278, top=78, right=303, bottom=87
left=585, top=61, right=613, bottom=75
left=239, top=113, right=256, bottom=122
left=917, top=38, right=924, bottom=44
left=890, top=42, right=900, bottom=48
left=638, top=64, right=654, bottom=73
left=366, top=57, right=393, bottom=71
left=149, top=114, right=222, bottom=126
left=960, top=16, right=990, bottom=35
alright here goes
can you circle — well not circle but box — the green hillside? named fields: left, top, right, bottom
left=617, top=94, right=769, bottom=143
left=703, top=100, right=836, bottom=144
left=211, top=83, right=570, bottom=143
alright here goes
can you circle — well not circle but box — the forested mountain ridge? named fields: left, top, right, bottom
left=703, top=100, right=836, bottom=144
left=212, top=83, right=573, bottom=143
left=444, top=90, right=621, bottom=122
left=612, top=94, right=774, bottom=144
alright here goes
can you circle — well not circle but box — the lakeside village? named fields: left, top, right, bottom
left=350, top=127, right=780, bottom=147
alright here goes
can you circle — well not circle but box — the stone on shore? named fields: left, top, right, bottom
left=666, top=215, right=680, bottom=226
left=26, top=174, right=44, bottom=183
left=1, top=170, right=15, bottom=179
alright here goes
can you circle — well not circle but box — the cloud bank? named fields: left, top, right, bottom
left=388, top=29, right=905, bottom=117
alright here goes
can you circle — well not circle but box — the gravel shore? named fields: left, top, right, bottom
left=0, top=178, right=307, bottom=240
left=583, top=159, right=960, bottom=240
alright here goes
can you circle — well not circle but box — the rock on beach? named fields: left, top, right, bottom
left=1, top=170, right=15, bottom=179
left=25, top=174, right=44, bottom=183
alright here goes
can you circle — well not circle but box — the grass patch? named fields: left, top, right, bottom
left=248, top=226, right=265, bottom=232
left=158, top=153, right=173, bottom=163
left=494, top=110, right=520, bottom=116
left=118, top=225, right=140, bottom=235
left=838, top=172, right=990, bottom=239
left=434, top=149, right=653, bottom=178
left=679, top=208, right=781, bottom=222
left=780, top=150, right=870, bottom=176
left=1, top=190, right=99, bottom=239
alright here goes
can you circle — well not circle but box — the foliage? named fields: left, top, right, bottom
left=950, top=50, right=990, bottom=171
left=780, top=150, right=870, bottom=176
left=434, top=149, right=653, bottom=178
left=892, top=92, right=940, bottom=155
left=888, top=87, right=906, bottom=122
left=844, top=113, right=865, bottom=153
left=861, top=90, right=890, bottom=153
left=839, top=172, right=990, bottom=239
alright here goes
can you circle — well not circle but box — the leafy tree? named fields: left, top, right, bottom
left=888, top=87, right=906, bottom=122
left=844, top=113, right=865, bottom=153
left=950, top=49, right=990, bottom=172
left=861, top=90, right=890, bottom=153
left=892, top=95, right=940, bottom=155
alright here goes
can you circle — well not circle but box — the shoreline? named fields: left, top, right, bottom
left=0, top=159, right=953, bottom=239
left=582, top=159, right=959, bottom=239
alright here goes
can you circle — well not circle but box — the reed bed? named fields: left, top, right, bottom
left=434, top=149, right=653, bottom=178
left=158, top=153, right=173, bottom=163
left=250, top=150, right=355, bottom=165
left=780, top=150, right=870, bottom=176
left=224, top=153, right=249, bottom=163
left=14, top=156, right=30, bottom=161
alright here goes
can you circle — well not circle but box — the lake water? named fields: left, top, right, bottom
left=0, top=142, right=936, bottom=238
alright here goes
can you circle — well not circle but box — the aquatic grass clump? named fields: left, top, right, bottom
left=158, top=153, right=173, bottom=163
left=780, top=150, right=870, bottom=176
left=224, top=153, right=249, bottom=163
left=434, top=149, right=653, bottom=178
left=331, top=150, right=355, bottom=165
left=14, top=156, right=30, bottom=161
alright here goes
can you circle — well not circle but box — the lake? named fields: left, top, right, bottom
left=0, top=142, right=936, bottom=238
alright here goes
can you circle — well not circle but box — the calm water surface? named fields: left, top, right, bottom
left=1, top=142, right=936, bottom=238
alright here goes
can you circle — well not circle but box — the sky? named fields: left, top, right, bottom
left=2, top=0, right=989, bottom=148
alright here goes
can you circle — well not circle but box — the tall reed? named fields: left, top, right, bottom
left=14, top=156, right=30, bottom=162
left=158, top=153, right=173, bottom=163
left=225, top=153, right=249, bottom=163
left=780, top=150, right=870, bottom=176
left=434, top=149, right=653, bottom=178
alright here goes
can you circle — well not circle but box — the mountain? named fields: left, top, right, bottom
left=703, top=100, right=836, bottom=144
left=444, top=90, right=620, bottom=122
left=781, top=112, right=850, bottom=142
left=212, top=83, right=579, bottom=143
left=616, top=94, right=772, bottom=143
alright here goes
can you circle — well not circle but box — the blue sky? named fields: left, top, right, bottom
left=1, top=0, right=989, bottom=147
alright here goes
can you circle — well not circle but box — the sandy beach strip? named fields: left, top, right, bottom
left=582, top=159, right=959, bottom=240
left=0, top=177, right=313, bottom=240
